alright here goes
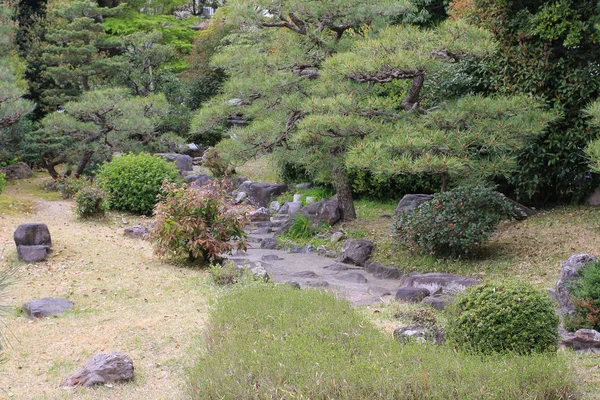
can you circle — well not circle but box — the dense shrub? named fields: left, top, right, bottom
left=203, top=147, right=235, bottom=178
left=447, top=279, right=559, bottom=355
left=74, top=184, right=108, bottom=218
left=150, top=181, right=248, bottom=263
left=349, top=169, right=441, bottom=200
left=97, top=153, right=180, bottom=215
left=394, top=185, right=521, bottom=258
left=565, top=261, right=600, bottom=331
left=188, top=284, right=575, bottom=399
left=0, top=172, right=5, bottom=194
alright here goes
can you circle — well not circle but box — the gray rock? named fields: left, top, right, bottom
left=23, top=297, right=73, bottom=319
left=249, top=207, right=270, bottom=222
left=295, top=182, right=311, bottom=189
left=259, top=238, right=278, bottom=249
left=61, top=352, right=134, bottom=388
left=123, top=225, right=148, bottom=239
left=304, top=280, right=329, bottom=288
left=278, top=202, right=289, bottom=215
left=399, top=273, right=480, bottom=294
left=393, top=325, right=444, bottom=344
left=560, top=329, right=600, bottom=353
left=337, top=239, right=374, bottom=266
left=323, top=263, right=349, bottom=271
left=364, top=261, right=402, bottom=280
left=17, top=245, right=49, bottom=262
left=287, top=201, right=302, bottom=217
left=190, top=174, right=214, bottom=188
left=286, top=281, right=301, bottom=289
left=330, top=231, right=344, bottom=243
left=339, top=273, right=368, bottom=284
left=269, top=201, right=282, bottom=213
left=556, top=254, right=598, bottom=316
left=293, top=271, right=320, bottom=279
left=250, top=266, right=270, bottom=281
left=236, top=182, right=288, bottom=208
left=14, top=223, right=52, bottom=248
left=234, top=191, right=247, bottom=204
left=395, top=287, right=431, bottom=303
left=421, top=296, right=450, bottom=310
left=368, top=286, right=392, bottom=297
left=1, top=162, right=33, bottom=180
left=588, top=187, right=600, bottom=206
left=393, top=194, right=433, bottom=217
left=290, top=245, right=314, bottom=254
left=299, top=199, right=341, bottom=226
left=155, top=153, right=193, bottom=173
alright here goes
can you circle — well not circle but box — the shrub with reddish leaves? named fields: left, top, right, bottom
left=150, top=181, right=248, bottom=264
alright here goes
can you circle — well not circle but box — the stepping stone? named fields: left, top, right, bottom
left=338, top=273, right=368, bottom=283
left=123, top=225, right=148, bottom=239
left=365, top=261, right=402, bottom=279
left=304, top=280, right=329, bottom=287
left=23, top=297, right=73, bottom=319
left=395, top=287, right=430, bottom=303
left=324, top=263, right=349, bottom=271
left=293, top=271, right=320, bottom=278
left=261, top=254, right=283, bottom=261
left=368, top=286, right=392, bottom=297
left=259, top=238, right=278, bottom=249
left=61, top=352, right=134, bottom=388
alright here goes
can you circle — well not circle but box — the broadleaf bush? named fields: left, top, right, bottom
left=150, top=181, right=248, bottom=264
left=394, top=185, right=521, bottom=258
left=97, top=153, right=180, bottom=215
left=565, top=261, right=600, bottom=331
left=447, top=279, right=559, bottom=355
left=56, top=176, right=86, bottom=199
left=74, top=184, right=108, bottom=218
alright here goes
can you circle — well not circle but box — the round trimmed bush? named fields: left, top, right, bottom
left=447, top=279, right=559, bottom=355
left=97, top=153, right=180, bottom=215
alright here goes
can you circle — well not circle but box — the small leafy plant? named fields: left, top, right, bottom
left=209, top=262, right=245, bottom=285
left=150, top=181, right=248, bottom=264
left=446, top=279, right=559, bottom=355
left=0, top=172, right=6, bottom=194
left=394, top=185, right=521, bottom=258
left=97, top=153, right=180, bottom=215
left=565, top=261, right=600, bottom=331
left=74, top=184, right=108, bottom=218
left=56, top=176, right=86, bottom=199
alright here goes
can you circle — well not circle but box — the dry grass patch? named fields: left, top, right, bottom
left=0, top=179, right=211, bottom=399
left=235, top=155, right=280, bottom=183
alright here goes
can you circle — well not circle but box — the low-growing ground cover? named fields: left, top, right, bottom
left=189, top=283, right=577, bottom=399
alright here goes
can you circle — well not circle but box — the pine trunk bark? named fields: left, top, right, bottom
left=75, top=150, right=94, bottom=178
left=331, top=164, right=356, bottom=222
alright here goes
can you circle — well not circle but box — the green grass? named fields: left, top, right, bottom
left=188, top=284, right=577, bottom=399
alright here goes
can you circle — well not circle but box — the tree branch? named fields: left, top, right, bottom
left=347, top=65, right=423, bottom=83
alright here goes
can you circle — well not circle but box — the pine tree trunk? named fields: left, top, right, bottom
left=331, top=164, right=356, bottom=222
left=75, top=149, right=94, bottom=177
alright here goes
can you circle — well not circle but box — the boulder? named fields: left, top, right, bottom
left=364, top=261, right=402, bottom=280
left=560, top=329, right=600, bottom=353
left=338, top=272, right=368, bottom=284
left=123, top=225, right=148, bottom=239
left=399, top=273, right=480, bottom=294
left=259, top=238, right=278, bottom=250
left=155, top=153, right=193, bottom=174
left=395, top=287, right=431, bottom=303
left=1, top=162, right=33, bottom=180
left=249, top=266, right=270, bottom=281
left=337, top=239, right=374, bottom=266
left=234, top=192, right=248, bottom=204
left=269, top=201, right=281, bottom=213
left=14, top=223, right=52, bottom=248
left=248, top=207, right=270, bottom=222
left=393, top=194, right=433, bottom=217
left=17, top=245, right=49, bottom=262
left=23, top=297, right=73, bottom=319
left=421, top=296, right=451, bottom=311
left=61, top=352, right=134, bottom=388
left=393, top=325, right=444, bottom=344
left=556, top=254, right=598, bottom=316
left=236, top=182, right=288, bottom=208
left=330, top=231, right=344, bottom=243
left=299, top=199, right=341, bottom=226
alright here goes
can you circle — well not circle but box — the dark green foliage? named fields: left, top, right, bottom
left=276, top=160, right=313, bottom=185
left=349, top=169, right=441, bottom=201
left=447, top=279, right=559, bottom=355
left=74, top=183, right=108, bottom=218
left=149, top=181, right=247, bottom=263
left=188, top=284, right=575, bottom=399
left=565, top=261, right=600, bottom=331
left=97, top=153, right=180, bottom=215
left=394, top=185, right=520, bottom=258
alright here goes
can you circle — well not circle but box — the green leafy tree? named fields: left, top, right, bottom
left=451, top=0, right=600, bottom=204
left=27, top=0, right=124, bottom=112
left=192, top=1, right=541, bottom=220
left=32, top=87, right=169, bottom=178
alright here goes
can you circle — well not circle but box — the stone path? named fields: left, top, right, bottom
left=227, top=214, right=403, bottom=306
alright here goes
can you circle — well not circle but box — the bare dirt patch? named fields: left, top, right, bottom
left=0, top=177, right=210, bottom=399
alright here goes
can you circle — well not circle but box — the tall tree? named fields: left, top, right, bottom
left=191, top=1, right=508, bottom=220
left=31, top=88, right=169, bottom=178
